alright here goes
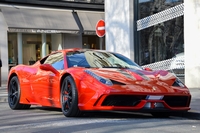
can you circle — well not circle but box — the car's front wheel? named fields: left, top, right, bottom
left=60, top=76, right=81, bottom=117
left=8, top=76, right=31, bottom=109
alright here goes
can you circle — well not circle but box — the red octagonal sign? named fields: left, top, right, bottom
left=96, top=19, right=105, bottom=37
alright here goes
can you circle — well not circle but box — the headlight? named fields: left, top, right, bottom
left=84, top=70, right=113, bottom=86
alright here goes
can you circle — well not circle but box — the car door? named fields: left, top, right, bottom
left=31, top=52, right=64, bottom=107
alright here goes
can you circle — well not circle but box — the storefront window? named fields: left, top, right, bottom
left=138, top=0, right=183, bottom=19
left=137, top=0, right=184, bottom=65
left=82, top=35, right=105, bottom=50
left=8, top=33, right=51, bottom=66
left=8, top=33, right=17, bottom=69
left=63, top=0, right=104, bottom=3
left=22, top=34, right=51, bottom=65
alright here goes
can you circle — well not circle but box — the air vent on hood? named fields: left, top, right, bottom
left=111, top=80, right=126, bottom=85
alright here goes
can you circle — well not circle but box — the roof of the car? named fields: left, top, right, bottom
left=51, top=48, right=110, bottom=54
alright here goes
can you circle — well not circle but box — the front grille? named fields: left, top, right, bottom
left=102, top=95, right=146, bottom=106
left=163, top=96, right=189, bottom=107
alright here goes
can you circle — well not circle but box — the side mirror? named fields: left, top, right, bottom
left=40, top=64, right=59, bottom=76
left=144, top=67, right=152, bottom=71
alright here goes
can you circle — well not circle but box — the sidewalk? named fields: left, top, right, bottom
left=0, top=83, right=7, bottom=103
left=181, top=88, right=200, bottom=119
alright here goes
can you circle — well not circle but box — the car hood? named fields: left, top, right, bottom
left=88, top=68, right=177, bottom=86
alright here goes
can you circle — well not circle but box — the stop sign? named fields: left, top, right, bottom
left=96, top=19, right=105, bottom=37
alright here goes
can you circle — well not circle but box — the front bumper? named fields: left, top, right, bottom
left=79, top=94, right=191, bottom=112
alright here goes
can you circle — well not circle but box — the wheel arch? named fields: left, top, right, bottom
left=7, top=73, right=18, bottom=88
left=8, top=73, right=31, bottom=109
left=60, top=73, right=71, bottom=90
left=59, top=72, right=81, bottom=104
left=60, top=72, right=80, bottom=91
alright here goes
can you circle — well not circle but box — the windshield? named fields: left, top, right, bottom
left=66, top=50, right=143, bottom=70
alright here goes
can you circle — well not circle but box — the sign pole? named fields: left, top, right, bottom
left=100, top=37, right=102, bottom=50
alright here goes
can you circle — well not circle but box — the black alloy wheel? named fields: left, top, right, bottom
left=8, top=76, right=30, bottom=109
left=60, top=76, right=81, bottom=117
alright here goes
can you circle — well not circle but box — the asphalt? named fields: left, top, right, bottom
left=1, top=83, right=200, bottom=119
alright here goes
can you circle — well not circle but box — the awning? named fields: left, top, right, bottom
left=0, top=7, right=80, bottom=34
left=76, top=11, right=104, bottom=35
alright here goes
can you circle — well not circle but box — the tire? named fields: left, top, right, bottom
left=60, top=76, right=81, bottom=117
left=151, top=112, right=170, bottom=118
left=8, top=76, right=31, bottom=110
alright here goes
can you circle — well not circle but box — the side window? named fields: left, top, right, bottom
left=44, top=52, right=64, bottom=70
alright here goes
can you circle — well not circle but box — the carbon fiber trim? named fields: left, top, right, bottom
left=137, top=3, right=184, bottom=31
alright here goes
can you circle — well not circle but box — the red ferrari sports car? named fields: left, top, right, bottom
left=7, top=48, right=191, bottom=117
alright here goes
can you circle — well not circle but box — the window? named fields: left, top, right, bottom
left=44, top=52, right=64, bottom=70
left=67, top=50, right=143, bottom=69
left=137, top=0, right=184, bottom=66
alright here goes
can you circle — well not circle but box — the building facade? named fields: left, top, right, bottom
left=1, top=0, right=200, bottom=88
left=106, top=0, right=184, bottom=64
left=184, top=0, right=200, bottom=88
left=105, top=0, right=200, bottom=88
left=0, top=0, right=105, bottom=83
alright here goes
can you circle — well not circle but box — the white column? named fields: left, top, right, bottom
left=42, top=33, right=46, bottom=58
left=184, top=1, right=200, bottom=88
left=105, top=0, right=135, bottom=61
left=0, top=11, right=9, bottom=84
left=51, top=34, right=62, bottom=51
left=17, top=33, right=23, bottom=64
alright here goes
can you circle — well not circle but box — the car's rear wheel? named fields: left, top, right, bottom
left=60, top=76, right=81, bottom=117
left=8, top=76, right=31, bottom=109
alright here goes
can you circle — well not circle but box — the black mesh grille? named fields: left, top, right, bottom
left=102, top=95, right=146, bottom=106
left=163, top=96, right=189, bottom=107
